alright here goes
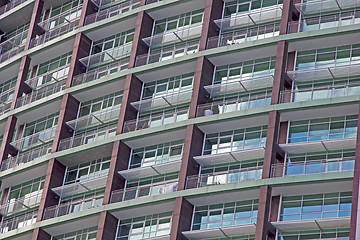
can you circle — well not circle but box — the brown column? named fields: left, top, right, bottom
left=349, top=102, right=360, bottom=240
left=32, top=226, right=51, bottom=240
left=96, top=211, right=119, bottom=240
left=24, top=0, right=44, bottom=50
left=78, top=0, right=97, bottom=27
left=188, top=56, right=215, bottom=119
left=66, top=33, right=92, bottom=88
left=96, top=6, right=154, bottom=239
left=128, top=11, right=154, bottom=68
left=170, top=197, right=194, bottom=240
left=199, top=0, right=223, bottom=51
left=0, top=116, right=17, bottom=165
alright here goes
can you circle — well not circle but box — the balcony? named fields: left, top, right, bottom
left=294, top=0, right=360, bottom=15
left=0, top=191, right=42, bottom=216
left=280, top=137, right=356, bottom=154
left=0, top=143, right=52, bottom=171
left=131, top=88, right=193, bottom=112
left=0, top=0, right=28, bottom=16
left=110, top=179, right=178, bottom=203
left=15, top=79, right=66, bottom=108
left=0, top=101, right=11, bottom=116
left=84, top=0, right=141, bottom=25
left=186, top=166, right=262, bottom=189
left=272, top=217, right=350, bottom=232
left=289, top=9, right=360, bottom=33
left=0, top=87, right=15, bottom=105
left=10, top=126, right=57, bottom=151
left=119, top=160, right=182, bottom=180
left=0, top=30, right=28, bottom=63
left=79, top=43, right=132, bottom=69
left=214, top=5, right=283, bottom=30
left=123, top=109, right=188, bottom=133
left=72, top=58, right=129, bottom=86
left=182, top=224, right=256, bottom=240
left=280, top=82, right=360, bottom=103
left=58, top=124, right=117, bottom=151
left=66, top=105, right=121, bottom=131
left=287, top=62, right=360, bottom=82
left=43, top=194, right=103, bottom=220
left=204, top=73, right=274, bottom=98
left=197, top=94, right=271, bottom=117
left=208, top=23, right=279, bottom=49
left=193, top=148, right=266, bottom=166
left=29, top=6, right=82, bottom=48
left=271, top=158, right=355, bottom=178
left=25, top=64, right=69, bottom=89
left=142, top=23, right=203, bottom=48
left=0, top=210, right=37, bottom=233
left=135, top=41, right=199, bottom=66
left=52, top=174, right=108, bottom=198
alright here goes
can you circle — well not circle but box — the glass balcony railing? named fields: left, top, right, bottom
left=287, top=62, right=360, bottom=82
left=123, top=109, right=189, bottom=133
left=15, top=79, right=66, bottom=108
left=84, top=0, right=141, bottom=25
left=0, top=30, right=28, bottom=63
left=0, top=102, right=12, bottom=116
left=271, top=158, right=355, bottom=177
left=186, top=166, right=262, bottom=189
left=131, top=87, right=193, bottom=112
left=215, top=5, right=283, bottom=30
left=66, top=105, right=121, bottom=131
left=110, top=179, right=178, bottom=203
left=197, top=94, right=271, bottom=117
left=289, top=10, right=360, bottom=33
left=207, top=23, right=280, bottom=49
left=58, top=124, right=117, bottom=151
left=29, top=20, right=79, bottom=48
left=72, top=58, right=129, bottom=86
left=25, top=64, right=69, bottom=89
left=204, top=73, right=274, bottom=96
left=0, top=0, right=29, bottom=16
left=0, top=88, right=15, bottom=106
left=135, top=41, right=199, bottom=66
left=295, top=0, right=360, bottom=15
left=0, top=210, right=37, bottom=233
left=43, top=194, right=103, bottom=220
left=38, top=5, right=82, bottom=31
left=52, top=173, right=108, bottom=198
left=0, top=191, right=42, bottom=216
left=10, top=126, right=57, bottom=150
left=79, top=43, right=132, bottom=68
left=280, top=82, right=360, bottom=103
left=0, top=143, right=52, bottom=171
left=142, top=23, right=203, bottom=48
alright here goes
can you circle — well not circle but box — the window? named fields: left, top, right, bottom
left=130, top=140, right=184, bottom=168
left=203, top=126, right=267, bottom=155
left=79, top=91, right=123, bottom=117
left=192, top=200, right=258, bottom=230
left=54, top=227, right=97, bottom=240
left=0, top=77, right=17, bottom=103
left=288, top=115, right=358, bottom=143
left=116, top=212, right=172, bottom=239
left=64, top=156, right=111, bottom=184
left=280, top=192, right=352, bottom=221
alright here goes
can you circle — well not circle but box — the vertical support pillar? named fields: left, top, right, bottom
left=96, top=211, right=119, bottom=240
left=170, top=197, right=194, bottom=240
left=255, top=1, right=294, bottom=239
left=96, top=6, right=153, bottom=240
left=199, top=0, right=223, bottom=51
left=350, top=102, right=360, bottom=240
left=170, top=1, right=224, bottom=239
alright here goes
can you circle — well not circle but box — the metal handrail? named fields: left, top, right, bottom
left=110, top=179, right=178, bottom=203
left=186, top=166, right=263, bottom=189
left=123, top=109, right=189, bottom=133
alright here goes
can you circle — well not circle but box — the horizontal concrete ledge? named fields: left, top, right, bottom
left=0, top=95, right=359, bottom=181
left=0, top=171, right=352, bottom=239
